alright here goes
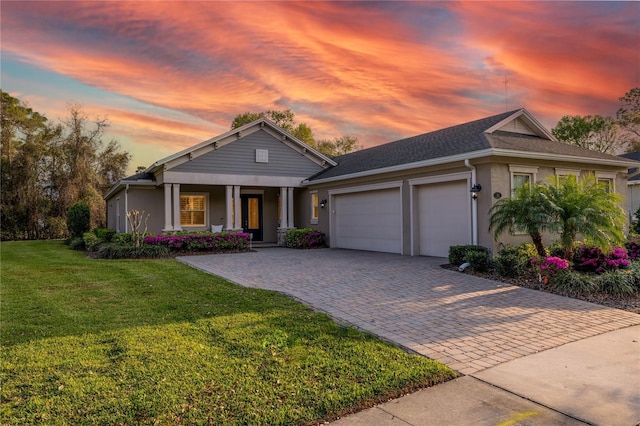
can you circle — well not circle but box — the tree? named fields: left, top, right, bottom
left=489, top=183, right=552, bottom=257
left=540, top=174, right=625, bottom=259
left=230, top=109, right=361, bottom=156
left=316, top=136, right=363, bottom=157
left=552, top=115, right=625, bottom=154
left=0, top=91, right=130, bottom=240
left=617, top=87, right=640, bottom=151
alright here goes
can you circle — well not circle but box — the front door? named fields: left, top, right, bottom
left=241, top=194, right=263, bottom=241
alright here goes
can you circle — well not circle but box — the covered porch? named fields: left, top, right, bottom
left=161, top=183, right=298, bottom=244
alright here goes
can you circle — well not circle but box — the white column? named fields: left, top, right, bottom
left=287, top=187, right=294, bottom=228
left=280, top=187, right=288, bottom=228
left=225, top=185, right=233, bottom=230
left=172, top=183, right=182, bottom=231
left=163, top=183, right=173, bottom=231
left=233, top=185, right=241, bottom=230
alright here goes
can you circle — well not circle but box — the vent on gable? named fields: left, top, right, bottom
left=256, top=149, right=269, bottom=163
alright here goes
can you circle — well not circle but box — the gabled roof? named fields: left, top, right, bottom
left=147, top=117, right=336, bottom=173
left=306, top=108, right=636, bottom=184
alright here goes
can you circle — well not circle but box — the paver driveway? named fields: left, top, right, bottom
left=179, top=247, right=640, bottom=374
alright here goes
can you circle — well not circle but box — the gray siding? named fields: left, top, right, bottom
left=172, top=130, right=324, bottom=177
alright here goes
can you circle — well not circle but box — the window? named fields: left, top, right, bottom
left=180, top=195, right=207, bottom=227
left=310, top=192, right=319, bottom=224
left=596, top=172, right=616, bottom=193
left=509, top=165, right=538, bottom=197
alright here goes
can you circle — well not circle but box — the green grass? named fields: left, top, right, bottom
left=1, top=241, right=456, bottom=425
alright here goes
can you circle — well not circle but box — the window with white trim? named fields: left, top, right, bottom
left=180, top=194, right=207, bottom=227
left=509, top=165, right=538, bottom=197
left=310, top=191, right=319, bottom=224
left=596, top=172, right=616, bottom=193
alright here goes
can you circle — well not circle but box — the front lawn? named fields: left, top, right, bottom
left=1, top=241, right=456, bottom=425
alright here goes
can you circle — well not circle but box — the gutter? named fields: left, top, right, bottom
left=464, top=159, right=479, bottom=245
left=125, top=184, right=129, bottom=233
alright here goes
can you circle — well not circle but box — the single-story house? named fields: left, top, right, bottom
left=105, top=108, right=638, bottom=256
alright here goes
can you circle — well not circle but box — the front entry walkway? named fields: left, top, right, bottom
left=178, top=248, right=640, bottom=375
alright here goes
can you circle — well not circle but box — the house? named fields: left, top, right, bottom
left=105, top=108, right=638, bottom=256
left=619, top=152, right=640, bottom=221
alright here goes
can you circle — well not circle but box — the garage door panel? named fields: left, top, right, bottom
left=418, top=180, right=471, bottom=257
left=334, top=189, right=401, bottom=253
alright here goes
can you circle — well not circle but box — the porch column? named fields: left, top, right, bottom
left=287, top=187, right=294, bottom=228
left=280, top=187, right=288, bottom=228
left=172, top=183, right=182, bottom=231
left=225, top=185, right=233, bottom=230
left=163, top=183, right=173, bottom=231
left=233, top=185, right=241, bottom=230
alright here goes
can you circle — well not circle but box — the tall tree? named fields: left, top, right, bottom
left=316, top=136, right=363, bottom=157
left=618, top=87, right=640, bottom=151
left=0, top=91, right=130, bottom=239
left=552, top=115, right=625, bottom=154
left=230, top=109, right=361, bottom=156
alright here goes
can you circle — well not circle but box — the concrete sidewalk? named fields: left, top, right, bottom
left=333, top=325, right=640, bottom=425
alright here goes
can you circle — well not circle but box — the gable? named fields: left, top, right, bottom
left=170, top=129, right=325, bottom=177
left=494, top=116, right=539, bottom=136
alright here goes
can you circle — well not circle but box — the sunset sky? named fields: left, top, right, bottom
left=2, top=1, right=639, bottom=173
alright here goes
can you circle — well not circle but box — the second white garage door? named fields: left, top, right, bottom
left=333, top=188, right=401, bottom=253
left=417, top=180, right=471, bottom=257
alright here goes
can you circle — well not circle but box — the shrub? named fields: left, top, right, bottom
left=466, top=250, right=492, bottom=272
left=449, top=245, right=490, bottom=266
left=495, top=245, right=534, bottom=277
left=97, top=243, right=169, bottom=259
left=549, top=270, right=597, bottom=296
left=68, top=237, right=85, bottom=251
left=631, top=206, right=640, bottom=235
left=83, top=232, right=102, bottom=251
left=94, top=228, right=116, bottom=242
left=284, top=228, right=326, bottom=249
left=112, top=233, right=133, bottom=244
left=66, top=201, right=91, bottom=238
left=144, top=231, right=250, bottom=252
left=624, top=238, right=640, bottom=261
left=573, top=244, right=630, bottom=273
left=595, top=271, right=637, bottom=297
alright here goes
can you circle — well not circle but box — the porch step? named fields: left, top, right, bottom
left=249, top=242, right=280, bottom=249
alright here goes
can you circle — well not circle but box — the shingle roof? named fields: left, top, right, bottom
left=308, top=109, right=631, bottom=182
left=620, top=152, right=640, bottom=181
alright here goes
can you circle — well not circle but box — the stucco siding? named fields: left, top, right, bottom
left=171, top=129, right=324, bottom=177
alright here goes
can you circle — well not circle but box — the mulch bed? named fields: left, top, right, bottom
left=442, top=264, right=640, bottom=314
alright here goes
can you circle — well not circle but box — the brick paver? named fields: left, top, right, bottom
left=179, top=248, right=640, bottom=374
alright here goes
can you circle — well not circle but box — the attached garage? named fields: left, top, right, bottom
left=415, top=177, right=472, bottom=257
left=331, top=184, right=402, bottom=254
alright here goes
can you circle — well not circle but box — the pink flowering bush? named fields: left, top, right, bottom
left=531, top=256, right=570, bottom=283
left=573, top=244, right=630, bottom=274
left=624, top=238, right=640, bottom=261
left=144, top=231, right=250, bottom=252
left=284, top=228, right=326, bottom=249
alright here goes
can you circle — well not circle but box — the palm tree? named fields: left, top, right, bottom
left=540, top=174, right=625, bottom=259
left=489, top=183, right=552, bottom=257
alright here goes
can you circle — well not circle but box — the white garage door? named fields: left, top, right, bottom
left=418, top=180, right=471, bottom=257
left=334, top=189, right=401, bottom=253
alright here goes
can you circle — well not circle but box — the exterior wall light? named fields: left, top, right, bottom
left=320, top=199, right=327, bottom=208
left=470, top=184, right=482, bottom=200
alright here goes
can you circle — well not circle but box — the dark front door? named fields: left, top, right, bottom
left=241, top=194, right=263, bottom=241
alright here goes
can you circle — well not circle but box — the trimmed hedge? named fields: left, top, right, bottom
left=144, top=231, right=250, bottom=252
left=448, top=245, right=490, bottom=266
left=97, top=243, right=169, bottom=259
left=284, top=228, right=326, bottom=249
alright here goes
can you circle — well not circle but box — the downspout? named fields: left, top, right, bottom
left=124, top=184, right=129, bottom=233
left=464, top=160, right=478, bottom=245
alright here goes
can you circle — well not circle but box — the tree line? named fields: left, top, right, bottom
left=552, top=87, right=640, bottom=154
left=1, top=90, right=130, bottom=240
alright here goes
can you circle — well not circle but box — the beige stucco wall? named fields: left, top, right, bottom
left=306, top=157, right=630, bottom=256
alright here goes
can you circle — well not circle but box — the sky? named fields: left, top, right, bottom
left=2, top=1, right=639, bottom=173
